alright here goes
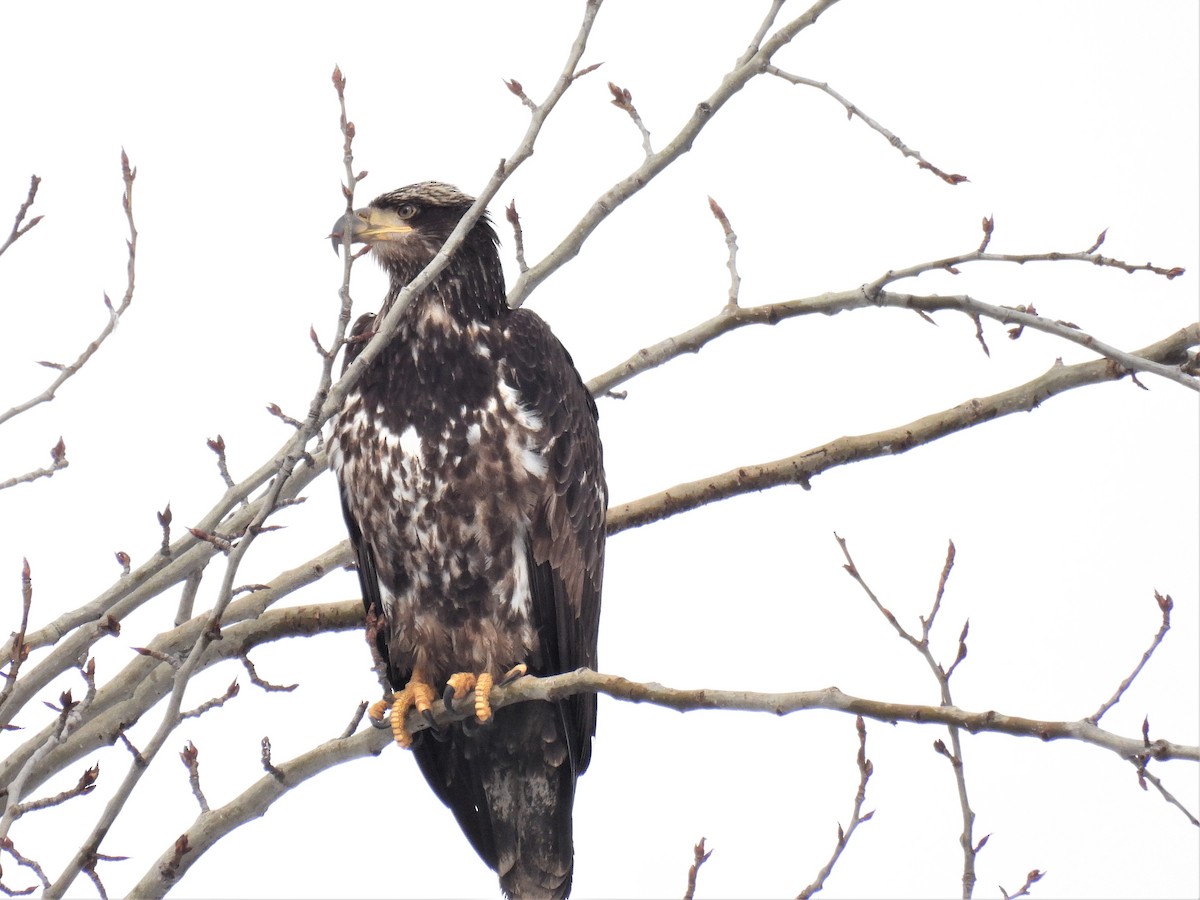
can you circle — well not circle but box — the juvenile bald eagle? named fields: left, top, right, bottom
left=330, top=182, right=605, bottom=899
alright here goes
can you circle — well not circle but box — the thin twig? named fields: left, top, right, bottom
left=1136, top=766, right=1200, bottom=827
left=206, top=435, right=237, bottom=494
left=608, top=81, right=653, bottom=156
left=340, top=701, right=369, bottom=740
left=9, top=765, right=99, bottom=816
left=0, top=560, right=34, bottom=712
left=240, top=655, right=298, bottom=693
left=0, top=440, right=69, bottom=492
left=179, top=680, right=239, bottom=721
left=1, top=836, right=50, bottom=892
left=265, top=403, right=303, bottom=430
left=179, top=742, right=208, bottom=813
left=796, top=716, right=875, bottom=898
left=157, top=504, right=172, bottom=557
left=682, top=837, right=711, bottom=900
left=0, top=156, right=138, bottom=428
left=738, top=0, right=787, bottom=66
left=766, top=66, right=967, bottom=184
left=836, top=537, right=981, bottom=897
left=0, top=175, right=43, bottom=258
left=707, top=196, right=741, bottom=309
left=505, top=200, right=529, bottom=273
left=260, top=737, right=285, bottom=783
left=999, top=869, right=1045, bottom=900
left=1088, top=591, right=1172, bottom=724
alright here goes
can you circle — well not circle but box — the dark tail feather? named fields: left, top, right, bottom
left=414, top=699, right=577, bottom=899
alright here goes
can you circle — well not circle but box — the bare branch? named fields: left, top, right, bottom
left=707, top=196, right=741, bottom=309
left=507, top=0, right=842, bottom=308
left=260, top=737, right=284, bottom=783
left=179, top=680, right=239, bottom=721
left=608, top=324, right=1198, bottom=534
left=0, top=439, right=69, bottom=493
left=0, top=560, right=34, bottom=712
left=682, top=837, right=712, bottom=900
left=240, top=655, right=298, bottom=693
left=206, top=435, right=237, bottom=494
left=766, top=66, right=967, bottom=184
left=1136, top=766, right=1200, bottom=827
left=796, top=716, right=875, bottom=898
left=129, top=665, right=1200, bottom=895
left=0, top=175, right=43, bottom=258
left=1000, top=869, right=1045, bottom=900
left=265, top=403, right=303, bottom=430
left=738, top=0, right=787, bottom=66
left=9, top=764, right=99, bottom=817
left=339, top=701, right=370, bottom=740
left=589, top=255, right=1194, bottom=398
left=0, top=156, right=138, bottom=428
left=179, top=742, right=208, bottom=814
left=157, top=504, right=172, bottom=557
left=1, top=837, right=49, bottom=893
left=505, top=200, right=529, bottom=274
left=836, top=536, right=981, bottom=896
left=608, top=81, right=653, bottom=156
left=1088, top=591, right=1173, bottom=724
left=504, top=78, right=538, bottom=112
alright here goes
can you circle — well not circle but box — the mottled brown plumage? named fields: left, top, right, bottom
left=330, top=183, right=605, bottom=898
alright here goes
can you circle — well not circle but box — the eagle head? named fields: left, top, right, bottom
left=330, top=181, right=497, bottom=273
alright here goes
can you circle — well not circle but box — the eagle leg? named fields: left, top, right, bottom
left=442, top=672, right=477, bottom=715
left=366, top=674, right=437, bottom=748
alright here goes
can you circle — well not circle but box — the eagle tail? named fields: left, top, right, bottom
left=414, top=698, right=577, bottom=900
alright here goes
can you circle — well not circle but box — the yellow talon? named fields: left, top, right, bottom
left=367, top=699, right=390, bottom=725
left=446, top=672, right=477, bottom=701
left=501, top=663, right=528, bottom=684
left=474, top=672, right=494, bottom=723
left=380, top=667, right=523, bottom=743
left=382, top=675, right=437, bottom=748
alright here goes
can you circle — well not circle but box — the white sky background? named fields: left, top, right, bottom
left=1, top=1, right=1197, bottom=898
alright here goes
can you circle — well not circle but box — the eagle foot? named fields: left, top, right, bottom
left=442, top=669, right=511, bottom=726
left=370, top=678, right=437, bottom=748
left=499, top=663, right=528, bottom=686
left=366, top=699, right=392, bottom=730
left=443, top=672, right=476, bottom=715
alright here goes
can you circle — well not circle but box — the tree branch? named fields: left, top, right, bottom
left=0, top=175, right=43, bottom=259
left=607, top=324, right=1199, bottom=534
left=127, top=667, right=1196, bottom=895
left=0, top=155, right=137, bottom=429
left=506, top=0, right=842, bottom=308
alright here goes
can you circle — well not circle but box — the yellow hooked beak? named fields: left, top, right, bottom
left=330, top=207, right=414, bottom=253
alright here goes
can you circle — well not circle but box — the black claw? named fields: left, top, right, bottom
left=499, top=665, right=527, bottom=686
left=442, top=684, right=458, bottom=714
left=369, top=713, right=391, bottom=730
left=421, top=707, right=450, bottom=741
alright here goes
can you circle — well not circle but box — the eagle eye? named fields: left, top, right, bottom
left=395, top=202, right=418, bottom=219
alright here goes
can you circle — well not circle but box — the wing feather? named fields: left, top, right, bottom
left=504, top=308, right=606, bottom=775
